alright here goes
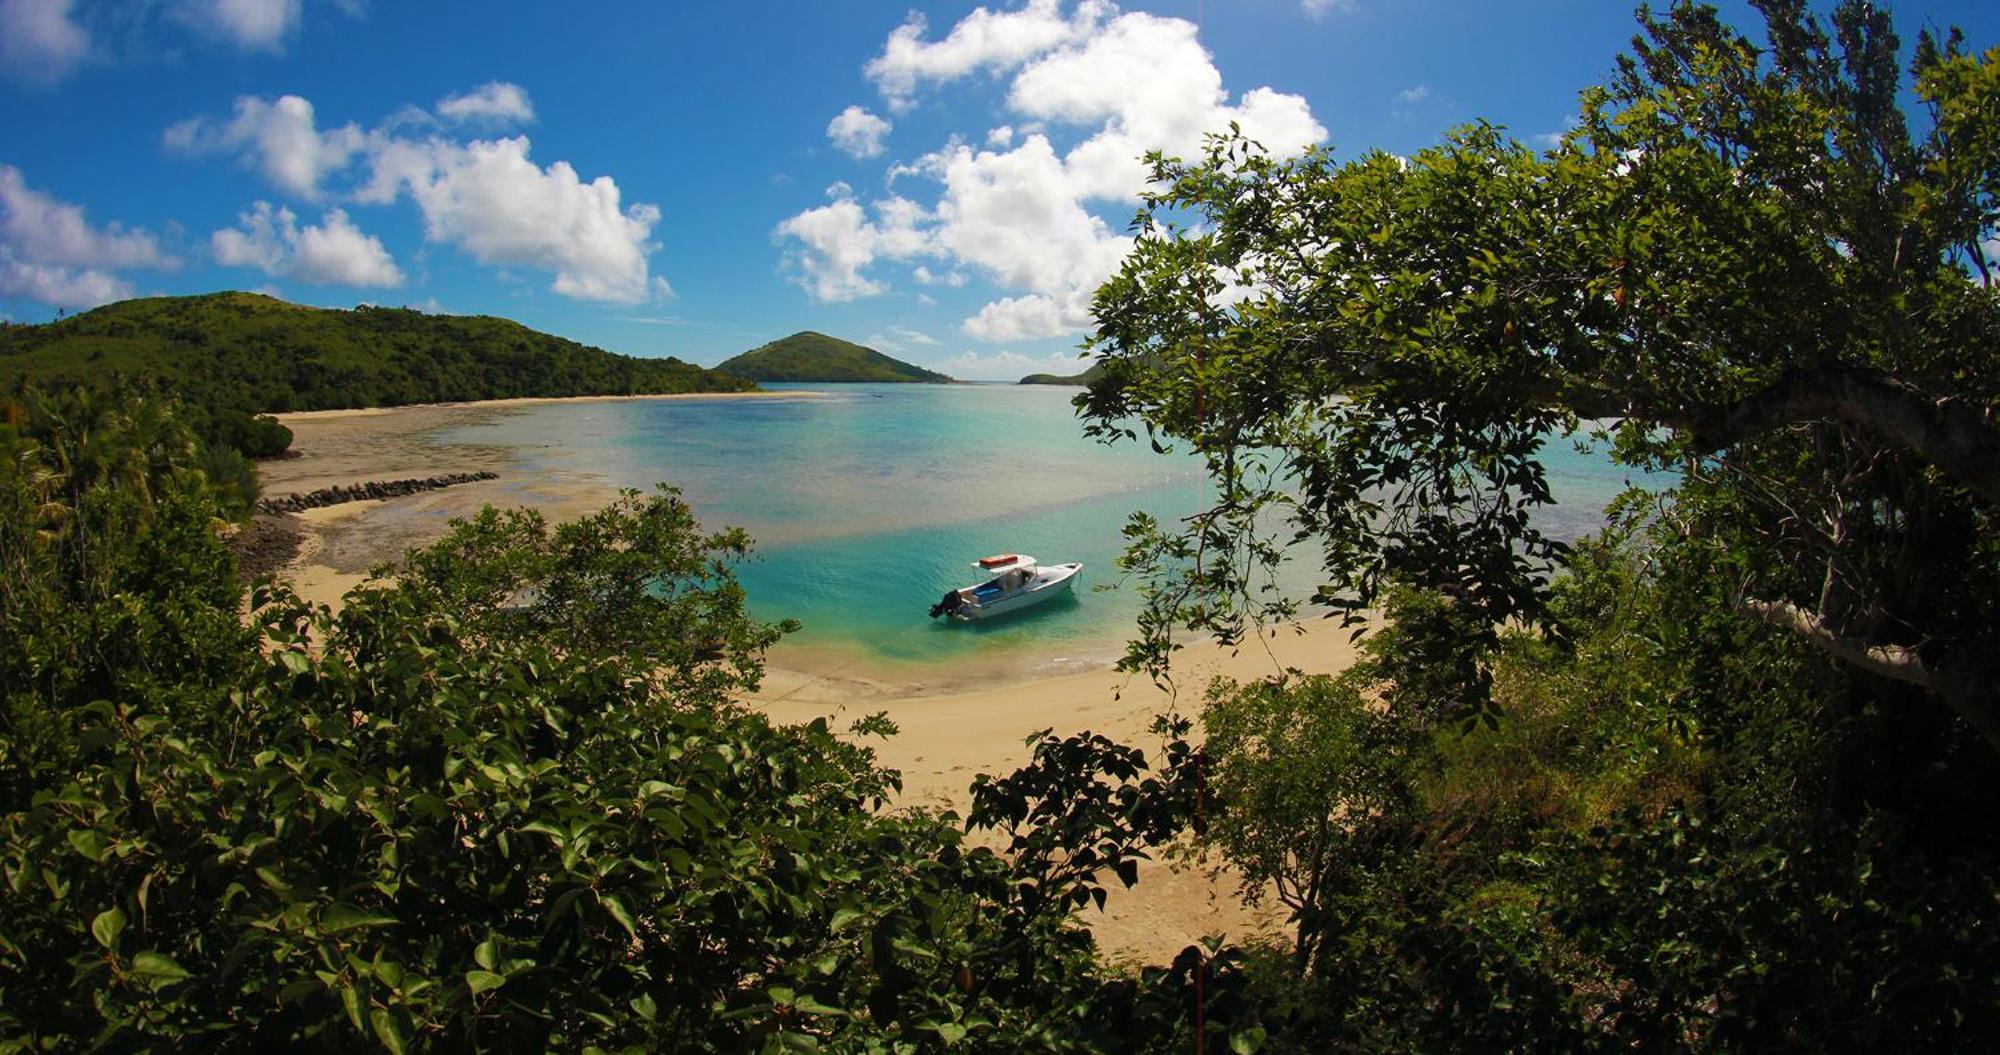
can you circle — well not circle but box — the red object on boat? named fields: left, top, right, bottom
left=977, top=554, right=1023, bottom=568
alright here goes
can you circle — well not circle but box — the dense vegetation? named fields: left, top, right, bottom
left=1018, top=363, right=1106, bottom=386
left=0, top=393, right=1251, bottom=1052
left=715, top=331, right=955, bottom=383
left=1078, top=0, right=2000, bottom=1047
left=3, top=2, right=1996, bottom=1051
left=0, top=292, right=754, bottom=456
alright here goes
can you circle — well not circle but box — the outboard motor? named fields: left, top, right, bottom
left=929, top=590, right=965, bottom=619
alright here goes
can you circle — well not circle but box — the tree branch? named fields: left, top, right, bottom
left=1738, top=595, right=2000, bottom=754
left=1683, top=365, right=2000, bottom=506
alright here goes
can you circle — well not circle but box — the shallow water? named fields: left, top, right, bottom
left=437, top=383, right=1657, bottom=679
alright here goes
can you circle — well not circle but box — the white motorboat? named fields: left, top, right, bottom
left=928, top=553, right=1083, bottom=621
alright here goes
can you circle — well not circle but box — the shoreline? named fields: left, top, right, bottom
left=271, top=387, right=827, bottom=423
left=255, top=393, right=1360, bottom=963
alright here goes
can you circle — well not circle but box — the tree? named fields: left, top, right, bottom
left=1081, top=1, right=2000, bottom=761
left=1, top=397, right=1242, bottom=1052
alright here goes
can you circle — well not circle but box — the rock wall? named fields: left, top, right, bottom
left=255, top=471, right=498, bottom=514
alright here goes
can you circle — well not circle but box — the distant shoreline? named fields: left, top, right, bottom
left=272, top=388, right=828, bottom=422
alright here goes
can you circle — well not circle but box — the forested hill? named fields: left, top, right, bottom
left=714, top=331, right=954, bottom=383
left=1019, top=362, right=1105, bottom=386
left=0, top=292, right=756, bottom=415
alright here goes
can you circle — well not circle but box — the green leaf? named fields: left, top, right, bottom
left=91, top=905, right=126, bottom=949
left=465, top=969, right=505, bottom=995
left=1230, top=1025, right=1268, bottom=1054
left=599, top=892, right=639, bottom=940
left=629, top=992, right=658, bottom=1022
left=828, top=907, right=864, bottom=933
left=130, top=951, right=192, bottom=985
left=66, top=828, right=105, bottom=862
left=340, top=984, right=365, bottom=1031
left=322, top=903, right=399, bottom=933
left=370, top=1008, right=407, bottom=1055
left=473, top=937, right=499, bottom=971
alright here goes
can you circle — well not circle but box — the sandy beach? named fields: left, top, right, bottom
left=261, top=395, right=1364, bottom=964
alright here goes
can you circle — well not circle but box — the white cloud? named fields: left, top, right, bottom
left=773, top=190, right=933, bottom=302
left=436, top=81, right=535, bottom=125
left=0, top=254, right=131, bottom=308
left=863, top=325, right=941, bottom=353
left=176, top=0, right=302, bottom=51
left=962, top=290, right=1097, bottom=342
left=866, top=0, right=1112, bottom=112
left=938, top=347, right=1091, bottom=381
left=911, top=265, right=964, bottom=287
left=827, top=105, right=892, bottom=159
left=0, top=165, right=174, bottom=309
left=0, top=0, right=89, bottom=84
left=1301, top=0, right=1354, bottom=15
left=784, top=1, right=1325, bottom=341
left=368, top=135, right=664, bottom=304
left=1, top=165, right=172, bottom=270
left=1397, top=84, right=1429, bottom=104
left=168, top=90, right=671, bottom=304
left=165, top=94, right=365, bottom=200
left=212, top=201, right=403, bottom=286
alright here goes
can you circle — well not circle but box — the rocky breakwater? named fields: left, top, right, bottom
left=256, top=471, right=499, bottom=514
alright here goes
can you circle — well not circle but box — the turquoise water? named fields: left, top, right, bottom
left=438, top=384, right=1654, bottom=679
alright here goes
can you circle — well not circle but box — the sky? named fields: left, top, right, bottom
left=2, top=1, right=1995, bottom=379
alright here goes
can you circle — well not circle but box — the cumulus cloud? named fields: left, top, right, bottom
left=367, top=135, right=663, bottom=304
left=166, top=89, right=670, bottom=304
left=937, top=347, right=1092, bottom=381
left=436, top=81, right=534, bottom=125
left=212, top=200, right=403, bottom=286
left=774, top=188, right=933, bottom=302
left=826, top=105, right=892, bottom=159
left=0, top=0, right=89, bottom=84
left=0, top=165, right=174, bottom=308
left=1, top=165, right=171, bottom=270
left=0, top=256, right=131, bottom=308
left=1397, top=84, right=1429, bottom=104
left=781, top=0, right=1324, bottom=340
left=165, top=94, right=365, bottom=200
left=1301, top=0, right=1355, bottom=15
left=175, top=0, right=302, bottom=51
left=866, top=0, right=1112, bottom=112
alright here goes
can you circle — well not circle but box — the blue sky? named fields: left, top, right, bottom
left=2, top=0, right=1995, bottom=378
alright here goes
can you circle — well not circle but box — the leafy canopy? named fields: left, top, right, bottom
left=1081, top=0, right=2000, bottom=757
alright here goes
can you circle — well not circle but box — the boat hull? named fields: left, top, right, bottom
left=951, top=562, right=1082, bottom=621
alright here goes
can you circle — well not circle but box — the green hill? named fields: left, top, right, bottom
left=1019, top=362, right=1105, bottom=386
left=714, top=331, right=953, bottom=383
left=0, top=291, right=755, bottom=422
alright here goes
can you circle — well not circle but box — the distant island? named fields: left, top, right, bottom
left=1019, top=362, right=1105, bottom=386
left=0, top=291, right=754, bottom=455
left=715, top=331, right=954, bottom=383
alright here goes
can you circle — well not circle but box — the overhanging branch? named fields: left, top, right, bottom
left=1739, top=596, right=2000, bottom=754
left=1684, top=365, right=2000, bottom=506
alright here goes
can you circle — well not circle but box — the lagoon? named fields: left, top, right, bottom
left=437, top=383, right=1651, bottom=681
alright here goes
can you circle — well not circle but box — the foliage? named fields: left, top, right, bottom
left=1078, top=2, right=2000, bottom=1048
left=1080, top=0, right=2000, bottom=762
left=0, top=292, right=755, bottom=457
left=715, top=331, right=955, bottom=383
left=0, top=397, right=1242, bottom=1052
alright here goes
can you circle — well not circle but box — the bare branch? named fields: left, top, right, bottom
left=1738, top=595, right=2000, bottom=754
